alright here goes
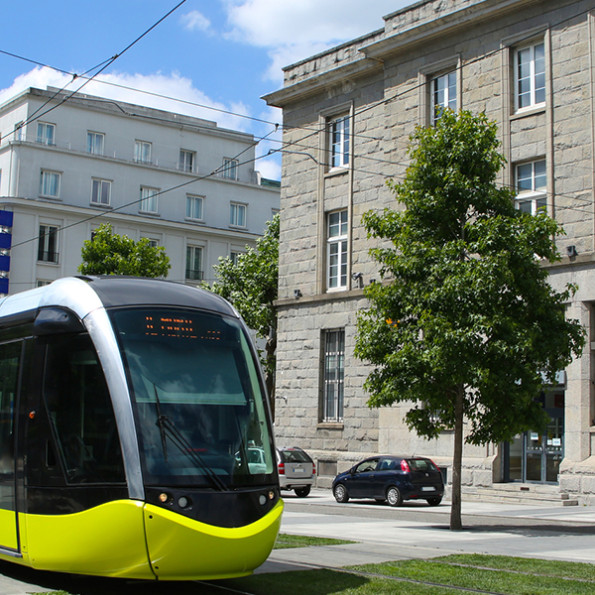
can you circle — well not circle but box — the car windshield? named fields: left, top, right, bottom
left=281, top=449, right=311, bottom=463
left=110, top=307, right=275, bottom=487
left=407, top=458, right=438, bottom=472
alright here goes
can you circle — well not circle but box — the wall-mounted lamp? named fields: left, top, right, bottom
left=567, top=245, right=578, bottom=258
left=351, top=272, right=364, bottom=289
left=294, top=289, right=302, bottom=299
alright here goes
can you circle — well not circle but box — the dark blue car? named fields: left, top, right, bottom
left=332, top=455, right=444, bottom=507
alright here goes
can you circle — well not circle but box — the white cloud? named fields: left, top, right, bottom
left=223, top=0, right=412, bottom=81
left=180, top=10, right=212, bottom=33
left=0, top=66, right=254, bottom=133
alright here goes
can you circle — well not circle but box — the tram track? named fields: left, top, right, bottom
left=197, top=559, right=520, bottom=595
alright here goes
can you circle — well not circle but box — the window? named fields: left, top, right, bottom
left=134, top=140, right=152, bottom=163
left=515, top=159, right=546, bottom=215
left=431, top=71, right=457, bottom=123
left=38, top=225, right=59, bottom=263
left=223, top=158, right=238, bottom=180
left=327, top=210, right=348, bottom=290
left=322, top=329, right=345, bottom=422
left=43, top=334, right=125, bottom=484
left=14, top=122, right=23, bottom=141
left=186, top=194, right=204, bottom=220
left=87, top=132, right=105, bottom=155
left=179, top=149, right=195, bottom=173
left=91, top=179, right=111, bottom=206
left=140, top=186, right=159, bottom=213
left=329, top=115, right=350, bottom=169
left=230, top=251, right=242, bottom=265
left=40, top=170, right=61, bottom=198
left=37, top=122, right=55, bottom=145
left=515, top=42, right=545, bottom=110
left=230, top=202, right=246, bottom=227
left=185, top=245, right=203, bottom=281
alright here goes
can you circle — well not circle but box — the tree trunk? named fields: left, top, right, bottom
left=450, top=384, right=465, bottom=530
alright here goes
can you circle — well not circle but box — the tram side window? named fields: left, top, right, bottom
left=42, top=334, right=125, bottom=484
left=0, top=342, right=20, bottom=509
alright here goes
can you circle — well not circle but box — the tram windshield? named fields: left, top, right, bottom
left=110, top=307, right=275, bottom=487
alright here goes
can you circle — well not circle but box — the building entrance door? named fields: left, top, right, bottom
left=503, top=390, right=564, bottom=484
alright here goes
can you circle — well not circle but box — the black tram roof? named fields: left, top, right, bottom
left=0, top=276, right=238, bottom=326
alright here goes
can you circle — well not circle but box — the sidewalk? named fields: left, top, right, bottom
left=258, top=489, right=595, bottom=574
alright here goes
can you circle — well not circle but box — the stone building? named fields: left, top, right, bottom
left=264, top=0, right=595, bottom=503
left=0, top=87, right=279, bottom=294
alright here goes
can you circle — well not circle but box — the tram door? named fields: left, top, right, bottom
left=0, top=341, right=22, bottom=552
left=505, top=391, right=564, bottom=484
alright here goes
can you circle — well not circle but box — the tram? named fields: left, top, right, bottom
left=0, top=276, right=283, bottom=580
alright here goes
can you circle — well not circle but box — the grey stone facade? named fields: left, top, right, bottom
left=265, top=0, right=595, bottom=502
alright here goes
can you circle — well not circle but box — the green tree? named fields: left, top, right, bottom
left=209, top=213, right=279, bottom=415
left=79, top=223, right=170, bottom=277
left=354, top=110, right=585, bottom=530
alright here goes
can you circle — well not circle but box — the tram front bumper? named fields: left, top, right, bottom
left=143, top=499, right=284, bottom=580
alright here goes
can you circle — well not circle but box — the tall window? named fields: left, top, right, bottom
left=230, top=202, right=246, bottom=227
left=139, top=186, right=159, bottom=213
left=40, top=170, right=61, bottom=198
left=223, top=158, right=238, bottom=180
left=38, top=225, right=58, bottom=263
left=515, top=42, right=545, bottom=110
left=179, top=149, right=195, bottom=173
left=515, top=159, right=546, bottom=215
left=37, top=122, right=55, bottom=145
left=134, top=140, right=152, bottom=164
left=329, top=115, right=350, bottom=169
left=91, top=179, right=111, bottom=206
left=186, top=194, right=204, bottom=220
left=185, top=246, right=203, bottom=281
left=322, top=329, right=345, bottom=422
left=87, top=132, right=105, bottom=155
left=14, top=122, right=23, bottom=141
left=327, top=210, right=348, bottom=290
left=431, top=71, right=457, bottom=123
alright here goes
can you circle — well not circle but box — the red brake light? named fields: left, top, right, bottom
left=278, top=462, right=285, bottom=475
left=400, top=459, right=411, bottom=473
left=312, top=463, right=316, bottom=475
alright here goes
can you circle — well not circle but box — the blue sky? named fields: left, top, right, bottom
left=0, top=1, right=411, bottom=179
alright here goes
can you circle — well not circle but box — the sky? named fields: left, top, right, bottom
left=0, top=0, right=412, bottom=180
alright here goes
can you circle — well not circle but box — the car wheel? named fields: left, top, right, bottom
left=333, top=483, right=349, bottom=503
left=294, top=486, right=311, bottom=498
left=426, top=496, right=442, bottom=506
left=386, top=486, right=402, bottom=507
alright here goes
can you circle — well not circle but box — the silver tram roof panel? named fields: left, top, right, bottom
left=0, top=276, right=238, bottom=322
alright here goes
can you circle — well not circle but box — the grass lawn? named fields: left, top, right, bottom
left=29, top=536, right=595, bottom=594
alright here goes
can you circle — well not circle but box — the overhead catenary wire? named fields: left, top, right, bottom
left=1, top=0, right=593, bottom=260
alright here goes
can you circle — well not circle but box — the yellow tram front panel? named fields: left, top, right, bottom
left=0, top=508, right=18, bottom=551
left=22, top=500, right=154, bottom=579
left=143, top=499, right=284, bottom=580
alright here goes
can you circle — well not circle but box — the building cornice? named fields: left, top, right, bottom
left=263, top=0, right=550, bottom=108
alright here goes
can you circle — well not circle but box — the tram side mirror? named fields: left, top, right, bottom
left=33, top=307, right=85, bottom=336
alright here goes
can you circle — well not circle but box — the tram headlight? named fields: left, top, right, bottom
left=177, top=496, right=191, bottom=509
left=158, top=492, right=169, bottom=504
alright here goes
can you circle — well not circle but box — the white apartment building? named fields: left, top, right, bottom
left=0, top=87, right=279, bottom=294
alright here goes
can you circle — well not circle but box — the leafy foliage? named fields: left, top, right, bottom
left=209, top=214, right=279, bottom=406
left=355, top=110, right=584, bottom=445
left=354, top=110, right=585, bottom=530
left=78, top=223, right=170, bottom=278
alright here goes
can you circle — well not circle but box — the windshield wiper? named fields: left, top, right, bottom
left=152, top=385, right=226, bottom=491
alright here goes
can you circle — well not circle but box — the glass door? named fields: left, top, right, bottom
left=504, top=391, right=564, bottom=484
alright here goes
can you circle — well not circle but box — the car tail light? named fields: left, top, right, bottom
left=400, top=459, right=411, bottom=473
left=312, top=463, right=316, bottom=476
left=278, top=462, right=285, bottom=475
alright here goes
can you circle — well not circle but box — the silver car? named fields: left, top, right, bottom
left=277, top=447, right=316, bottom=497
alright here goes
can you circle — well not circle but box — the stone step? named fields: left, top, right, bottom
left=459, top=484, right=579, bottom=507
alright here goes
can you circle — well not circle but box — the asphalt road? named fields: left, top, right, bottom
left=1, top=489, right=594, bottom=594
